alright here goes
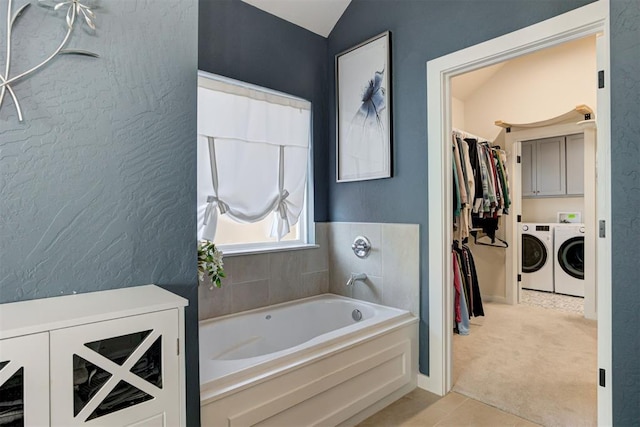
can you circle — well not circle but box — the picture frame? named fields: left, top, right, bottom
left=336, top=31, right=392, bottom=182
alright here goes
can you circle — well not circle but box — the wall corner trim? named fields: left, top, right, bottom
left=416, top=373, right=444, bottom=396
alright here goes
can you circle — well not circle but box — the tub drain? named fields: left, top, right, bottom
left=352, top=309, right=362, bottom=321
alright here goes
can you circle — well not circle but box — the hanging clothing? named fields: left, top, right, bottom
left=453, top=135, right=475, bottom=241
left=465, top=138, right=483, bottom=202
left=453, top=157, right=461, bottom=220
left=453, top=252, right=462, bottom=324
left=452, top=241, right=485, bottom=319
left=453, top=251, right=470, bottom=335
left=452, top=241, right=484, bottom=336
left=451, top=131, right=511, bottom=241
left=458, top=281, right=471, bottom=335
left=451, top=130, right=497, bottom=335
left=462, top=243, right=485, bottom=317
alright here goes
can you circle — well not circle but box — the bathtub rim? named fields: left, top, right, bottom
left=198, top=292, right=406, bottom=327
left=199, top=294, right=417, bottom=403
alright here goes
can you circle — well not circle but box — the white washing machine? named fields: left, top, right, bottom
left=554, top=224, right=585, bottom=297
left=521, top=223, right=555, bottom=292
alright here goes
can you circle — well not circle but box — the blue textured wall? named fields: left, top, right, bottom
left=326, top=0, right=595, bottom=379
left=610, top=0, right=640, bottom=422
left=198, top=0, right=329, bottom=222
left=0, top=1, right=200, bottom=424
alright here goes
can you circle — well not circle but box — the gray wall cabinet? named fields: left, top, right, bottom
left=522, top=134, right=583, bottom=198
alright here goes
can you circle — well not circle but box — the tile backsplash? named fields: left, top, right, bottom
left=198, top=222, right=420, bottom=320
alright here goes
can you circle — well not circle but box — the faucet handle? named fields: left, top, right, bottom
left=352, top=236, right=371, bottom=258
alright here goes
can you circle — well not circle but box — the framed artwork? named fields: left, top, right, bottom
left=336, top=31, right=392, bottom=182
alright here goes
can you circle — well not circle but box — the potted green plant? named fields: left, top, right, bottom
left=198, top=240, right=225, bottom=289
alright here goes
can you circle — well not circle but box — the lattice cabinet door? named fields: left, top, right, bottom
left=49, top=309, right=181, bottom=427
left=0, top=333, right=50, bottom=427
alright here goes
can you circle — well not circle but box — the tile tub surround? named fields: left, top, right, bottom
left=328, top=223, right=420, bottom=317
left=199, top=222, right=419, bottom=319
left=199, top=223, right=329, bottom=320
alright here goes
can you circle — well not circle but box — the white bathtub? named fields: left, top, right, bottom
left=200, top=294, right=418, bottom=427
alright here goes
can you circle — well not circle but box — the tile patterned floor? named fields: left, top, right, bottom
left=357, top=388, right=540, bottom=427
left=520, top=289, right=584, bottom=315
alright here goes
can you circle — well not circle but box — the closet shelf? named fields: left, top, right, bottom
left=495, top=104, right=594, bottom=131
left=452, top=127, right=491, bottom=143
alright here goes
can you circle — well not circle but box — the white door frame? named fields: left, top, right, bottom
left=505, top=120, right=598, bottom=320
left=422, top=1, right=611, bottom=424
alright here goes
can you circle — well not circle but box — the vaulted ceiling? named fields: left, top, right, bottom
left=241, top=0, right=352, bottom=37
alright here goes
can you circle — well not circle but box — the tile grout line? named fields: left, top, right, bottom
left=431, top=393, right=470, bottom=426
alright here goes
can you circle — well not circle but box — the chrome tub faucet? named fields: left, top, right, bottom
left=346, top=273, right=367, bottom=286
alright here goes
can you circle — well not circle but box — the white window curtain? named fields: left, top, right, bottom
left=197, top=75, right=311, bottom=242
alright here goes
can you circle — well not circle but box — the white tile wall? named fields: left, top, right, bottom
left=328, top=222, right=420, bottom=316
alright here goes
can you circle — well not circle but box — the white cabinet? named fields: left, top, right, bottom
left=0, top=285, right=187, bottom=427
left=0, top=333, right=50, bottom=426
left=521, top=134, right=583, bottom=197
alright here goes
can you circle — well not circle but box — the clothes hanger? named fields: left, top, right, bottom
left=469, top=230, right=509, bottom=248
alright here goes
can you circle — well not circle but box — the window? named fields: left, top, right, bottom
left=197, top=72, right=313, bottom=254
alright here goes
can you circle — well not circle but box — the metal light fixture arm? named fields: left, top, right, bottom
left=0, top=0, right=99, bottom=122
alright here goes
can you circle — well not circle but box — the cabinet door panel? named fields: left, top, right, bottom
left=536, top=136, right=566, bottom=196
left=50, top=310, right=180, bottom=427
left=566, top=133, right=585, bottom=195
left=0, top=333, right=49, bottom=427
left=521, top=141, right=537, bottom=197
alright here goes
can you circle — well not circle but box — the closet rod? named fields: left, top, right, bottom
left=452, top=127, right=491, bottom=143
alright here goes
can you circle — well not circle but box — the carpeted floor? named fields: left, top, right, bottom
left=453, top=301, right=597, bottom=427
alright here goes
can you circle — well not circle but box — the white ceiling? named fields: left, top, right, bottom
left=241, top=0, right=352, bottom=38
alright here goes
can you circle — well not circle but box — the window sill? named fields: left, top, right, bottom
left=219, top=243, right=320, bottom=257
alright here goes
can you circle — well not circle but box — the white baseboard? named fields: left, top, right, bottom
left=416, top=373, right=445, bottom=396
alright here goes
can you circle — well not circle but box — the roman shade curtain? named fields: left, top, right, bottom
left=197, top=76, right=311, bottom=241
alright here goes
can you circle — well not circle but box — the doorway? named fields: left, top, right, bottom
left=423, top=1, right=611, bottom=425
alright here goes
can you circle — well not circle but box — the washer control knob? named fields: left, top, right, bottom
left=579, top=226, right=585, bottom=233
left=522, top=225, right=529, bottom=231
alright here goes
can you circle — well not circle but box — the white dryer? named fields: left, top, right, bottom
left=521, top=223, right=554, bottom=292
left=554, top=224, right=585, bottom=297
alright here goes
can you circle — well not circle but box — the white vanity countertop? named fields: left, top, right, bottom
left=0, top=284, right=188, bottom=340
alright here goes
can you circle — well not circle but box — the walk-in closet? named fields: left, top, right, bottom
left=447, top=35, right=598, bottom=426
